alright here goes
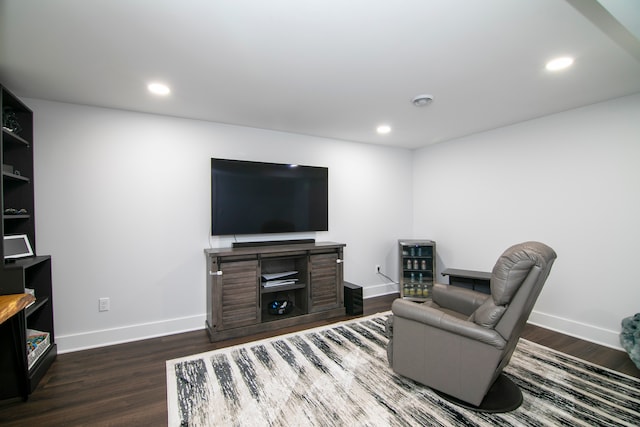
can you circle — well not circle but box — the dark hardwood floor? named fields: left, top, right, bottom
left=1, top=293, right=638, bottom=426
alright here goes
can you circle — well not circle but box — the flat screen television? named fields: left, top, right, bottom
left=211, top=158, right=328, bottom=236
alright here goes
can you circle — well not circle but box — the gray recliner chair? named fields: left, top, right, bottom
left=387, top=241, right=556, bottom=412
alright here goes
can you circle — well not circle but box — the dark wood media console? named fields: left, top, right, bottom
left=204, top=241, right=346, bottom=342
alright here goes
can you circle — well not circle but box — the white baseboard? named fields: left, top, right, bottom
left=57, top=284, right=402, bottom=353
left=363, top=281, right=399, bottom=299
left=363, top=285, right=625, bottom=352
left=528, top=310, right=623, bottom=351
left=59, top=289, right=623, bottom=355
left=56, top=314, right=206, bottom=354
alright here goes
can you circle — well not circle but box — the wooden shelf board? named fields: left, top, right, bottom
left=0, top=293, right=35, bottom=325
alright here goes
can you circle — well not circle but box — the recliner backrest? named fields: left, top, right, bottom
left=490, top=242, right=556, bottom=387
left=470, top=242, right=556, bottom=390
left=469, top=242, right=556, bottom=332
left=494, top=242, right=556, bottom=340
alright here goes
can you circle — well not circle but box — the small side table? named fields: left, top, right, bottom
left=0, top=293, right=36, bottom=401
left=442, top=268, right=491, bottom=294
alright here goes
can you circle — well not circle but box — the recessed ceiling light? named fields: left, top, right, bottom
left=545, top=57, right=574, bottom=71
left=377, top=125, right=391, bottom=134
left=148, top=82, right=171, bottom=95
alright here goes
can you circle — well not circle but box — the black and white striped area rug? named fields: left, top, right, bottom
left=166, top=313, right=640, bottom=426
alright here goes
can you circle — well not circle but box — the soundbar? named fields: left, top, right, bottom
left=233, top=238, right=316, bottom=248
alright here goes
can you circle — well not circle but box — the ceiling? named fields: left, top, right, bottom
left=1, top=0, right=639, bottom=149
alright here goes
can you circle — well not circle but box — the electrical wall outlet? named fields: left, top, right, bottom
left=99, top=297, right=110, bottom=312
left=375, top=265, right=381, bottom=274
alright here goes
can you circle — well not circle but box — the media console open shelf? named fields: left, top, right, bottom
left=205, top=241, right=345, bottom=342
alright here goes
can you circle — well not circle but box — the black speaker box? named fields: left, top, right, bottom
left=344, top=281, right=363, bottom=315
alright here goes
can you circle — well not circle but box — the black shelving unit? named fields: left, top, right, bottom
left=1, top=84, right=56, bottom=401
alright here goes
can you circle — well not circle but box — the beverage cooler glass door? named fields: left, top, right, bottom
left=399, top=240, right=435, bottom=301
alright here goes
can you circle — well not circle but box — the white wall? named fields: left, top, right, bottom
left=27, top=93, right=640, bottom=353
left=28, top=99, right=412, bottom=353
left=413, top=93, right=640, bottom=350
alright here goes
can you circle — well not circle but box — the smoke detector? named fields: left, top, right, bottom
left=412, top=94, right=434, bottom=107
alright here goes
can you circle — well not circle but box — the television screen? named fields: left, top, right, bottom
left=211, top=158, right=328, bottom=236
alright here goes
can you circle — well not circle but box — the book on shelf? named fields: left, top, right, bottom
left=26, top=329, right=50, bottom=370
left=262, top=278, right=299, bottom=288
left=261, top=270, right=297, bottom=281
left=25, top=288, right=35, bottom=308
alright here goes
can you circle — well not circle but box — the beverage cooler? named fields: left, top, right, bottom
left=399, top=240, right=435, bottom=301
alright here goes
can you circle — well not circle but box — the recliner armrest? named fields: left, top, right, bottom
left=392, top=298, right=506, bottom=349
left=432, top=283, right=490, bottom=316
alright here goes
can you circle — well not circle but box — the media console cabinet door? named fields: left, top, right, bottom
left=212, top=259, right=260, bottom=331
left=308, top=251, right=343, bottom=313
